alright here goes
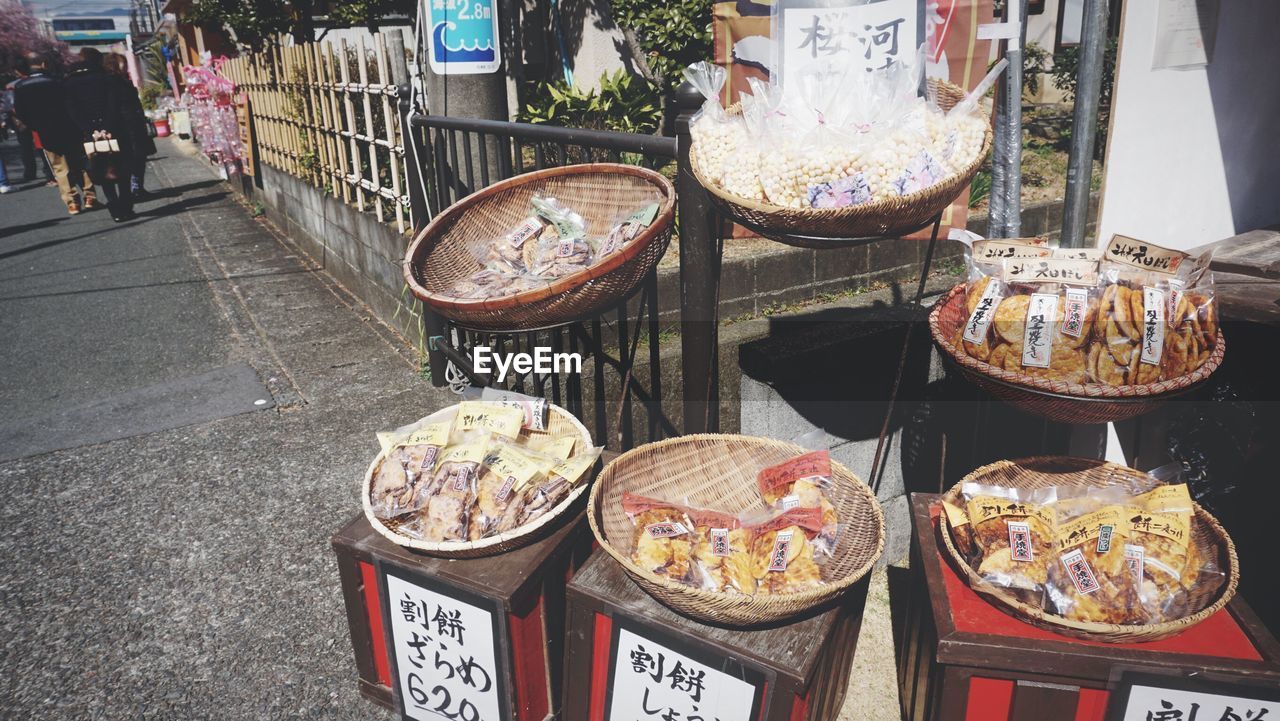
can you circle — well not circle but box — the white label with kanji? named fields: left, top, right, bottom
left=386, top=573, right=503, bottom=721
left=1118, top=684, right=1279, bottom=721
left=1141, top=287, right=1166, bottom=365
left=1021, top=293, right=1059, bottom=369
left=778, top=0, right=919, bottom=97
left=610, top=627, right=757, bottom=721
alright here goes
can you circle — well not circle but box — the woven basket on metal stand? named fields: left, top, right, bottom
left=404, top=163, right=675, bottom=332
left=691, top=79, right=992, bottom=247
left=929, top=284, right=1226, bottom=423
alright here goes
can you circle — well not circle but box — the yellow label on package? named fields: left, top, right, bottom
left=1134, top=484, right=1192, bottom=513
left=403, top=422, right=450, bottom=448
left=1124, top=507, right=1191, bottom=547
left=972, top=239, right=1052, bottom=261
left=540, top=436, right=577, bottom=460
left=942, top=501, right=970, bottom=529
left=486, top=445, right=542, bottom=491
left=966, top=496, right=1054, bottom=530
left=1003, top=258, right=1100, bottom=286
left=454, top=401, right=524, bottom=438
left=440, top=442, right=487, bottom=466
left=1055, top=506, right=1124, bottom=549
left=550, top=453, right=597, bottom=486
left=1104, top=234, right=1187, bottom=276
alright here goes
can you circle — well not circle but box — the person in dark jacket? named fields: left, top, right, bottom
left=103, top=53, right=156, bottom=197
left=12, top=52, right=97, bottom=214
left=63, top=48, right=134, bottom=221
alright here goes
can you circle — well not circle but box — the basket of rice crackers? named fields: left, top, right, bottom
left=939, top=456, right=1238, bottom=642
left=588, top=434, right=884, bottom=627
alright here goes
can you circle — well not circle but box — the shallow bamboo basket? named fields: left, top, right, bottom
left=939, top=456, right=1238, bottom=643
left=362, top=402, right=594, bottom=558
left=404, top=163, right=675, bottom=332
left=588, top=434, right=885, bottom=627
left=930, top=284, right=1226, bottom=423
left=692, top=79, right=992, bottom=247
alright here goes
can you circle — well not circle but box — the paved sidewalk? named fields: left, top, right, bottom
left=1, top=139, right=450, bottom=719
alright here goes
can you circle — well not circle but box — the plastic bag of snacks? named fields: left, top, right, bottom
left=961, top=483, right=1057, bottom=606
left=745, top=506, right=828, bottom=595
left=369, top=419, right=452, bottom=519
left=451, top=401, right=525, bottom=443
left=474, top=387, right=549, bottom=432
left=683, top=62, right=749, bottom=190
left=942, top=499, right=977, bottom=564
left=517, top=445, right=603, bottom=526
left=596, top=201, right=662, bottom=259
left=1122, top=482, right=1224, bottom=623
left=756, top=449, right=840, bottom=555
left=469, top=440, right=547, bottom=540
left=1045, top=503, right=1140, bottom=624
left=1093, top=234, right=1218, bottom=385
left=686, top=506, right=756, bottom=594
left=623, top=493, right=696, bottom=581
left=403, top=435, right=491, bottom=542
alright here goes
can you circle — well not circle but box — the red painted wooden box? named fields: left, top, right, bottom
left=331, top=510, right=592, bottom=720
left=897, top=493, right=1280, bottom=721
left=562, top=549, right=870, bottom=721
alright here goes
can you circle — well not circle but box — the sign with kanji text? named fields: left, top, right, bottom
left=382, top=565, right=508, bottom=721
left=426, top=0, right=500, bottom=75
left=1107, top=672, right=1280, bottom=721
left=605, top=620, right=765, bottom=721
left=773, top=0, right=925, bottom=96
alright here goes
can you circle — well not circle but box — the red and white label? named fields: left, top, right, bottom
left=645, top=522, right=689, bottom=539
left=768, top=530, right=794, bottom=572
left=494, top=475, right=517, bottom=503
left=420, top=446, right=439, bottom=471
left=710, top=528, right=731, bottom=557
left=1061, top=548, right=1101, bottom=594
left=1167, top=278, right=1185, bottom=325
left=1063, top=288, right=1088, bottom=338
left=1008, top=521, right=1034, bottom=562
left=451, top=467, right=471, bottom=491
left=780, top=494, right=801, bottom=511
left=1124, top=544, right=1145, bottom=581
left=509, top=217, right=543, bottom=247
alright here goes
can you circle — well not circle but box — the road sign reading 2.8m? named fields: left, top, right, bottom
left=427, top=0, right=501, bottom=75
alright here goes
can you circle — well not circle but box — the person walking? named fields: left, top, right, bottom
left=13, top=52, right=97, bottom=214
left=103, top=54, right=155, bottom=198
left=4, top=70, right=55, bottom=185
left=64, top=49, right=135, bottom=222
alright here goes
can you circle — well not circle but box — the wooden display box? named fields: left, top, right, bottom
left=563, top=549, right=869, bottom=721
left=330, top=511, right=592, bottom=719
left=897, top=493, right=1280, bottom=721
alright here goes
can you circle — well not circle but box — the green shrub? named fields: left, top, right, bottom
left=520, top=69, right=661, bottom=135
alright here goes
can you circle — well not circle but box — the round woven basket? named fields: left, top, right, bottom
left=588, top=434, right=885, bottom=627
left=939, top=456, right=1238, bottom=643
left=929, top=284, right=1226, bottom=424
left=362, top=403, right=595, bottom=558
left=692, top=79, right=991, bottom=248
left=404, top=163, right=676, bottom=332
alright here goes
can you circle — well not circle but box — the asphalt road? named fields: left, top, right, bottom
left=0, top=138, right=453, bottom=719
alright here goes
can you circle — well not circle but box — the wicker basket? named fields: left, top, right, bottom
left=692, top=79, right=991, bottom=248
left=362, top=402, right=595, bottom=558
left=404, top=163, right=676, bottom=332
left=930, top=284, right=1226, bottom=424
left=939, top=456, right=1239, bottom=643
left=588, top=434, right=885, bottom=627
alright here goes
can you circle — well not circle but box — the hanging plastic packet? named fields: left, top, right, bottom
left=756, top=449, right=840, bottom=555
left=518, top=194, right=591, bottom=278
left=942, top=58, right=1006, bottom=172
left=518, top=445, right=603, bottom=525
left=369, top=420, right=452, bottom=519
left=723, top=77, right=775, bottom=202
left=468, top=441, right=548, bottom=540
left=987, top=257, right=1099, bottom=384
left=622, top=492, right=696, bottom=581
left=1046, top=503, right=1139, bottom=624
left=686, top=505, right=755, bottom=594
left=961, top=483, right=1057, bottom=606
left=744, top=506, right=827, bottom=595
left=597, top=200, right=662, bottom=258
left=683, top=62, right=749, bottom=189
left=403, top=436, right=490, bottom=542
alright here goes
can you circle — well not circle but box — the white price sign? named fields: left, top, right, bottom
left=775, top=0, right=924, bottom=97
left=1111, top=674, right=1280, bottom=721
left=384, top=568, right=507, bottom=721
left=606, top=623, right=764, bottom=721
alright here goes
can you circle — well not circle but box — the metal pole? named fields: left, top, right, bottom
left=1060, top=0, right=1110, bottom=248
left=1002, top=0, right=1028, bottom=237
left=674, top=81, right=720, bottom=435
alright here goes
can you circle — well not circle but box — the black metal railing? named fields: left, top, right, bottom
left=400, top=108, right=692, bottom=451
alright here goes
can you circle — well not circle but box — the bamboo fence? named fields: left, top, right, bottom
left=221, top=31, right=413, bottom=232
